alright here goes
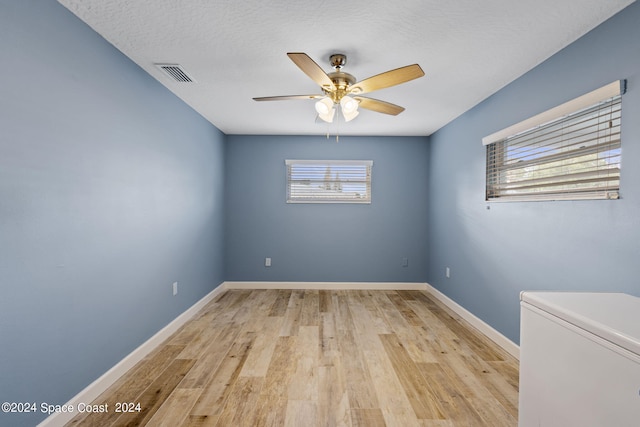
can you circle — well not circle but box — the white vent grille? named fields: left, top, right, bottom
left=155, top=64, right=195, bottom=83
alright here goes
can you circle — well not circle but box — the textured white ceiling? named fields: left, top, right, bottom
left=58, top=0, right=634, bottom=136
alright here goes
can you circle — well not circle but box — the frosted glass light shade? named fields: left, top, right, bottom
left=315, top=97, right=335, bottom=123
left=340, top=96, right=359, bottom=122
left=340, top=96, right=358, bottom=114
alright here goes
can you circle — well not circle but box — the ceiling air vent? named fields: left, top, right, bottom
left=155, top=64, right=196, bottom=83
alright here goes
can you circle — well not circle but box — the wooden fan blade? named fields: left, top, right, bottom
left=349, top=64, right=424, bottom=95
left=287, top=53, right=336, bottom=91
left=253, top=94, right=325, bottom=101
left=354, top=96, right=405, bottom=115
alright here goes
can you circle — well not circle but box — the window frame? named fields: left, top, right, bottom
left=484, top=81, right=625, bottom=202
left=285, top=159, right=373, bottom=204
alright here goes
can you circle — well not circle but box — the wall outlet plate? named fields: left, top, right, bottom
left=173, top=282, right=178, bottom=295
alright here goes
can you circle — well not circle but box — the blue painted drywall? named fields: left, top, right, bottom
left=427, top=1, right=640, bottom=344
left=0, top=2, right=225, bottom=426
left=225, top=135, right=429, bottom=283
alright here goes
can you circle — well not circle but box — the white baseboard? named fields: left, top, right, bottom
left=223, top=281, right=429, bottom=291
left=38, top=284, right=226, bottom=427
left=423, top=283, right=520, bottom=360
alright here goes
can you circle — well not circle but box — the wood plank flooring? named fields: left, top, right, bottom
left=66, top=289, right=519, bottom=426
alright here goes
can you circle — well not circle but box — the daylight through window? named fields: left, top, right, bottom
left=286, top=160, right=372, bottom=203
left=484, top=81, right=624, bottom=201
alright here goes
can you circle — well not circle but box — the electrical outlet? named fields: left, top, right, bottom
left=265, top=257, right=271, bottom=267
left=173, top=281, right=178, bottom=295
left=446, top=267, right=450, bottom=278
left=402, top=257, right=409, bottom=267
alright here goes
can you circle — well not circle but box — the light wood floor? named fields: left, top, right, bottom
left=66, top=289, right=519, bottom=426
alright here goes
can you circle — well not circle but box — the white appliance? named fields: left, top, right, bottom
left=519, top=291, right=640, bottom=426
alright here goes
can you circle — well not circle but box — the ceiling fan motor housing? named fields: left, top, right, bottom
left=325, top=71, right=356, bottom=103
left=322, top=53, right=356, bottom=103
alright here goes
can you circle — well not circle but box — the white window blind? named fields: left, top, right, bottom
left=286, top=159, right=372, bottom=203
left=485, top=81, right=624, bottom=202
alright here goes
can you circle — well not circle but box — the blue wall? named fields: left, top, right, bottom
left=427, top=1, right=640, bottom=344
left=0, top=2, right=225, bottom=425
left=225, top=135, right=429, bottom=283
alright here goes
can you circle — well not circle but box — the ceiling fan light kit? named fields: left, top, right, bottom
left=254, top=52, right=425, bottom=125
left=341, top=96, right=358, bottom=114
left=340, top=96, right=359, bottom=122
left=315, top=97, right=336, bottom=122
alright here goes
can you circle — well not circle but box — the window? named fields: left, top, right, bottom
left=484, top=80, right=625, bottom=202
left=286, top=159, right=372, bottom=203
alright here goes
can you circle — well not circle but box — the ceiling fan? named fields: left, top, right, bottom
left=253, top=53, right=425, bottom=123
